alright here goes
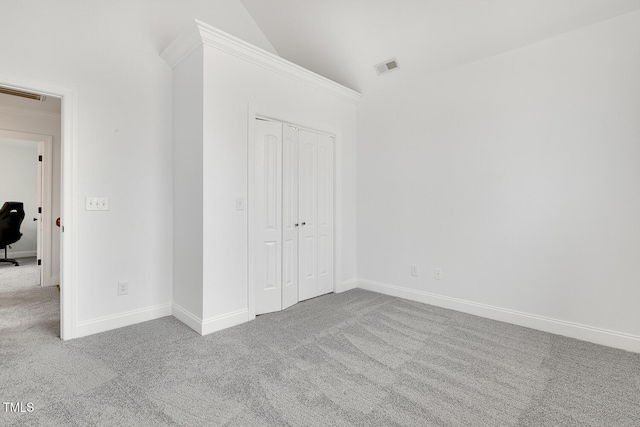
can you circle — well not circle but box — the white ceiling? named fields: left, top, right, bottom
left=240, top=0, right=640, bottom=93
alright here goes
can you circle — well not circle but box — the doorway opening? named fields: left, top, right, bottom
left=0, top=76, right=77, bottom=340
left=0, top=130, right=55, bottom=285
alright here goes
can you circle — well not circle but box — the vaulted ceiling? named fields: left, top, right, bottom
left=240, top=0, right=640, bottom=93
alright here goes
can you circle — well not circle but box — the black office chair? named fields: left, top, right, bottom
left=0, top=201, right=26, bottom=267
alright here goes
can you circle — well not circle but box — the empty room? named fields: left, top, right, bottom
left=1, top=1, right=639, bottom=426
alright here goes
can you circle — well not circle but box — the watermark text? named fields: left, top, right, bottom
left=2, top=402, right=34, bottom=413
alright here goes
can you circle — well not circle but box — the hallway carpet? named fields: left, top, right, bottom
left=1, top=277, right=639, bottom=425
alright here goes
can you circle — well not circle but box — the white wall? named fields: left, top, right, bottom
left=172, top=48, right=204, bottom=320
left=200, top=43, right=359, bottom=322
left=0, top=0, right=278, bottom=334
left=0, top=95, right=61, bottom=280
left=0, top=139, right=37, bottom=255
left=165, top=23, right=359, bottom=332
left=357, top=11, right=640, bottom=343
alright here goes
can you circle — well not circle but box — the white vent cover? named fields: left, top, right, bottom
left=374, top=58, right=400, bottom=76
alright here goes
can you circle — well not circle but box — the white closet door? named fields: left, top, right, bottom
left=281, top=125, right=299, bottom=309
left=317, top=134, right=334, bottom=296
left=254, top=120, right=283, bottom=315
left=298, top=129, right=318, bottom=301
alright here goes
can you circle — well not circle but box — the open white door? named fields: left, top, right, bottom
left=36, top=143, right=43, bottom=285
left=281, top=125, right=299, bottom=309
left=253, top=120, right=283, bottom=315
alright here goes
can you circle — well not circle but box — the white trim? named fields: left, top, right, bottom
left=75, top=304, right=172, bottom=338
left=161, top=20, right=361, bottom=105
left=50, top=274, right=59, bottom=287
left=0, top=105, right=61, bottom=120
left=0, top=72, right=78, bottom=340
left=201, top=309, right=248, bottom=336
left=336, top=278, right=357, bottom=293
left=172, top=304, right=249, bottom=336
left=172, top=303, right=204, bottom=334
left=357, top=279, right=640, bottom=353
left=247, top=107, right=257, bottom=322
left=3, top=250, right=37, bottom=258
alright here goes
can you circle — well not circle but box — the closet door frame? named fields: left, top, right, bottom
left=247, top=104, right=343, bottom=320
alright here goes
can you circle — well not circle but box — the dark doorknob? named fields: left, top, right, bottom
left=33, top=218, right=38, bottom=221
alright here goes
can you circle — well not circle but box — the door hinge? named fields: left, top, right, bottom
left=38, top=155, right=43, bottom=162
left=37, top=259, right=42, bottom=266
left=38, top=207, right=42, bottom=214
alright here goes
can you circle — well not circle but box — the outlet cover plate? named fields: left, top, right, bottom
left=117, top=281, right=129, bottom=296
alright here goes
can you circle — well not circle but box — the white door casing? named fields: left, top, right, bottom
left=36, top=142, right=43, bottom=286
left=253, top=120, right=283, bottom=315
left=281, top=124, right=299, bottom=310
left=0, top=74, right=78, bottom=340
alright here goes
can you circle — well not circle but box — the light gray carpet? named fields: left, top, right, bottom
left=1, top=273, right=639, bottom=426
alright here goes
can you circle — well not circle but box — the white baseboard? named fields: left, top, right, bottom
left=171, top=303, right=204, bottom=334
left=336, top=278, right=357, bottom=293
left=172, top=304, right=249, bottom=336
left=357, top=278, right=640, bottom=354
left=50, top=274, right=60, bottom=286
left=75, top=303, right=172, bottom=338
left=202, top=309, right=248, bottom=335
left=4, top=250, right=37, bottom=258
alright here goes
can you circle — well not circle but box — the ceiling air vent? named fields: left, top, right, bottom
left=374, top=58, right=400, bottom=76
left=0, top=86, right=44, bottom=101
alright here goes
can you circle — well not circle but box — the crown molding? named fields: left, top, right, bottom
left=0, top=104, right=61, bottom=120
left=161, top=19, right=361, bottom=105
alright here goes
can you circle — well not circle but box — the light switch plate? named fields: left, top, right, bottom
left=86, top=197, right=109, bottom=211
left=411, top=265, right=418, bottom=277
left=235, top=198, right=245, bottom=211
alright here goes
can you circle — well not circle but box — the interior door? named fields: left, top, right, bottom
left=253, top=120, right=283, bottom=315
left=297, top=129, right=318, bottom=301
left=317, top=134, right=334, bottom=296
left=281, top=125, right=299, bottom=309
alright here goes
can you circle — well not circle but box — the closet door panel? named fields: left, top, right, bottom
left=317, top=134, right=334, bottom=295
left=298, top=129, right=318, bottom=301
left=282, top=125, right=299, bottom=309
left=253, top=120, right=283, bottom=315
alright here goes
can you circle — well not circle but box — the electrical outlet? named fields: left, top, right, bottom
left=411, top=265, right=418, bottom=277
left=434, top=268, right=443, bottom=280
left=117, top=281, right=129, bottom=296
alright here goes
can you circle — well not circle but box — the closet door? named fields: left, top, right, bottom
left=281, top=125, right=299, bottom=309
left=317, top=134, right=334, bottom=296
left=253, top=120, right=283, bottom=315
left=298, top=130, right=318, bottom=301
